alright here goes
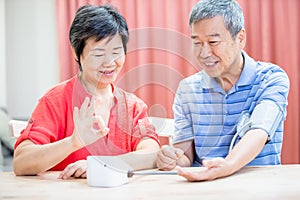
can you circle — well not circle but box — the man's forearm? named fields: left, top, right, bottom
left=225, top=129, right=268, bottom=174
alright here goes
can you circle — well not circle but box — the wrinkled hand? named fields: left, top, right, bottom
left=156, top=145, right=184, bottom=170
left=72, top=97, right=109, bottom=148
left=58, top=160, right=87, bottom=180
left=176, top=157, right=234, bottom=181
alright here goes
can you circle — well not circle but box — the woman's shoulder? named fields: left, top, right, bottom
left=114, top=86, right=141, bottom=99
left=41, top=76, right=77, bottom=102
left=114, top=87, right=147, bottom=107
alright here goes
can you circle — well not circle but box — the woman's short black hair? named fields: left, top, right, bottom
left=69, top=5, right=129, bottom=71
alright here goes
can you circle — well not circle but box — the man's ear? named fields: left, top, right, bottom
left=71, top=47, right=79, bottom=62
left=237, top=28, right=246, bottom=49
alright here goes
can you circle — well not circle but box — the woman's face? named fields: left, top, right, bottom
left=80, top=34, right=125, bottom=89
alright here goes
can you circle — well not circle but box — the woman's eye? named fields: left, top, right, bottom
left=93, top=54, right=104, bottom=57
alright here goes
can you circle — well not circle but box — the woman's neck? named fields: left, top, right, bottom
left=78, top=73, right=113, bottom=97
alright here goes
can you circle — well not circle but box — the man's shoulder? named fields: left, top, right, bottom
left=176, top=71, right=209, bottom=95
left=255, top=62, right=289, bottom=84
left=180, top=71, right=206, bottom=85
left=243, top=51, right=287, bottom=76
left=257, top=61, right=286, bottom=73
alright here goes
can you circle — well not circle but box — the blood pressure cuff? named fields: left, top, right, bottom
left=249, top=100, right=284, bottom=141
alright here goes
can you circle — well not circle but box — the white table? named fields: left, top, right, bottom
left=1, top=165, right=300, bottom=199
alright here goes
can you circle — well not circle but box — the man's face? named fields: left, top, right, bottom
left=191, top=15, right=245, bottom=78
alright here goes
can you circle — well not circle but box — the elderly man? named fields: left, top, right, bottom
left=156, top=0, right=289, bottom=181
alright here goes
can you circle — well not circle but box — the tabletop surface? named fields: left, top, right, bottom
left=1, top=165, right=300, bottom=200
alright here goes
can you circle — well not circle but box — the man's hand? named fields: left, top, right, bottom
left=176, top=157, right=234, bottom=181
left=156, top=145, right=184, bottom=170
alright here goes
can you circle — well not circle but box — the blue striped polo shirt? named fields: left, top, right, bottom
left=172, top=51, right=290, bottom=166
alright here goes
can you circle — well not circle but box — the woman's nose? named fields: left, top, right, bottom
left=103, top=54, right=115, bottom=66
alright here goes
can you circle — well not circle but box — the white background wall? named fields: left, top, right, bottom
left=0, top=0, right=6, bottom=109
left=1, top=0, right=59, bottom=119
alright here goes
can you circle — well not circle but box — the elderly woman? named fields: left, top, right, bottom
left=13, top=5, right=160, bottom=179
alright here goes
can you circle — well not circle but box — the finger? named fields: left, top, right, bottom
left=59, top=171, right=73, bottom=180
left=79, top=97, right=90, bottom=118
left=156, top=146, right=180, bottom=169
left=73, top=167, right=86, bottom=178
left=87, top=96, right=98, bottom=117
left=175, top=166, right=204, bottom=182
left=161, top=145, right=178, bottom=160
left=58, top=171, right=64, bottom=179
left=157, top=161, right=176, bottom=171
left=81, top=172, right=87, bottom=178
left=175, top=166, right=184, bottom=175
left=156, top=151, right=177, bottom=170
left=157, top=161, right=176, bottom=170
left=64, top=160, right=87, bottom=179
left=100, top=127, right=110, bottom=136
left=91, top=97, right=101, bottom=116
left=73, top=107, right=83, bottom=144
left=94, top=115, right=106, bottom=130
left=92, top=116, right=109, bottom=137
left=73, top=107, right=79, bottom=125
left=175, top=148, right=184, bottom=158
left=59, top=164, right=77, bottom=180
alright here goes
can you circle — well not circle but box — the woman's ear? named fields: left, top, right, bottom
left=71, top=47, right=79, bottom=62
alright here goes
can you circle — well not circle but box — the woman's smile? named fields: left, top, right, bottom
left=99, top=68, right=116, bottom=76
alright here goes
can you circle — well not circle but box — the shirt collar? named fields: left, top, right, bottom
left=73, top=75, right=118, bottom=107
left=236, top=51, right=257, bottom=87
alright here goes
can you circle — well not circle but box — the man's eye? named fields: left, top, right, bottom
left=209, top=41, right=220, bottom=46
left=193, top=42, right=201, bottom=46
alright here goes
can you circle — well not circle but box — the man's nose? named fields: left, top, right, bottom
left=199, top=43, right=212, bottom=58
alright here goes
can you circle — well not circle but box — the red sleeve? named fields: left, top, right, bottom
left=14, top=95, right=65, bottom=148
